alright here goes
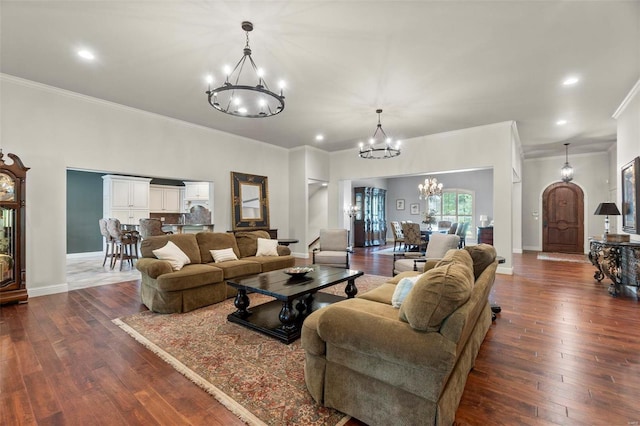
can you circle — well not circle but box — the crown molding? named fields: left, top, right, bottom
left=612, top=77, right=640, bottom=119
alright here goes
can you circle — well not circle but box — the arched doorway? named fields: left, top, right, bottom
left=542, top=182, right=584, bottom=253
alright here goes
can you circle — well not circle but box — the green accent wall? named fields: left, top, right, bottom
left=67, top=170, right=104, bottom=253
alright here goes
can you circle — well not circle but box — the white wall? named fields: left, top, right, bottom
left=1, top=75, right=291, bottom=296
left=328, top=121, right=517, bottom=273
left=614, top=79, right=640, bottom=241
left=521, top=152, right=611, bottom=252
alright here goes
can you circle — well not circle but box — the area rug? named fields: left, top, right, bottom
left=537, top=252, right=590, bottom=263
left=372, top=246, right=403, bottom=256
left=113, top=274, right=390, bottom=426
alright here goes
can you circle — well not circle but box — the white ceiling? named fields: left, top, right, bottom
left=2, top=1, right=638, bottom=159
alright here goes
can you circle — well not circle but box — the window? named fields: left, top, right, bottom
left=427, top=189, right=475, bottom=238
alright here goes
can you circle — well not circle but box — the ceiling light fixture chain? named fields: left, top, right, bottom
left=358, top=109, right=401, bottom=159
left=561, top=142, right=574, bottom=182
left=205, top=21, right=285, bottom=118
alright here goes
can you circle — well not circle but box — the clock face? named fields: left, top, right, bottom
left=0, top=173, right=14, bottom=202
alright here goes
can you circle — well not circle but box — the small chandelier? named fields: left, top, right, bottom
left=205, top=21, right=285, bottom=118
left=418, top=177, right=443, bottom=200
left=345, top=204, right=360, bottom=218
left=561, top=143, right=574, bottom=182
left=358, top=109, right=401, bottom=159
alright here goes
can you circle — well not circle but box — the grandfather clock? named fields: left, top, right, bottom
left=0, top=151, right=29, bottom=304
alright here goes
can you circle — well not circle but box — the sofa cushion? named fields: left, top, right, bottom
left=206, top=260, right=261, bottom=279
left=435, top=249, right=474, bottom=270
left=235, top=230, right=271, bottom=258
left=357, top=283, right=397, bottom=304
left=256, top=238, right=279, bottom=256
left=464, top=244, right=497, bottom=279
left=140, top=233, right=202, bottom=264
left=152, top=241, right=191, bottom=271
left=242, top=255, right=295, bottom=272
left=399, top=260, right=474, bottom=331
left=196, top=232, right=241, bottom=263
left=154, top=264, right=224, bottom=292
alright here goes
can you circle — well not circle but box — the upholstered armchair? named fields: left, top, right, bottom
left=312, top=228, right=350, bottom=269
left=393, top=232, right=460, bottom=275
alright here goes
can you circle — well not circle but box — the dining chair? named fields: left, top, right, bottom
left=437, top=220, right=452, bottom=231
left=390, top=221, right=405, bottom=251
left=401, top=222, right=426, bottom=252
left=456, top=222, right=469, bottom=248
left=448, top=222, right=458, bottom=234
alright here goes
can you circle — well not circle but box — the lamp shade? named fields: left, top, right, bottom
left=594, top=202, right=621, bottom=216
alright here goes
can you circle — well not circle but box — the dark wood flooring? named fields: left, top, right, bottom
left=1, top=248, right=639, bottom=425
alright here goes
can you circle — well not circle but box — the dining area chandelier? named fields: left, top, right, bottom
left=358, top=109, right=401, bottom=159
left=418, top=177, right=443, bottom=200
left=205, top=21, right=285, bottom=118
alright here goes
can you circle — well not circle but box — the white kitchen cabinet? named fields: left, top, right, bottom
left=184, top=182, right=210, bottom=200
left=103, top=175, right=151, bottom=225
left=150, top=185, right=180, bottom=213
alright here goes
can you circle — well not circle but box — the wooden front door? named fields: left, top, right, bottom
left=542, top=182, right=584, bottom=253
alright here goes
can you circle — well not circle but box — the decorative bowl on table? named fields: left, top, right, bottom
left=283, top=267, right=314, bottom=277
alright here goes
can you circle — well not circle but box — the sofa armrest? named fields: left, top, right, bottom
left=277, top=245, right=291, bottom=256
left=317, top=304, right=456, bottom=369
left=136, top=258, right=173, bottom=279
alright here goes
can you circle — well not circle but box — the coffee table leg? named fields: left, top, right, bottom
left=234, top=289, right=250, bottom=318
left=278, top=301, right=296, bottom=330
left=345, top=278, right=358, bottom=298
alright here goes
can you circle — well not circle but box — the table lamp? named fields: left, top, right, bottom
left=593, top=202, right=621, bottom=235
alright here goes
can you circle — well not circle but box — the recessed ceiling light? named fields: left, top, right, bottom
left=321, top=183, right=328, bottom=187
left=556, top=119, right=568, bottom=126
left=315, top=134, right=324, bottom=141
left=562, top=76, right=579, bottom=86
left=77, top=49, right=95, bottom=60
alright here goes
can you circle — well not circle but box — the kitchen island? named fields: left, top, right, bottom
left=162, top=223, right=214, bottom=234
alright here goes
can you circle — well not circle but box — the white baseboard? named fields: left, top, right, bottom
left=67, top=251, right=103, bottom=259
left=522, top=245, right=541, bottom=251
left=497, top=266, right=513, bottom=275
left=28, top=282, right=69, bottom=298
left=513, top=248, right=523, bottom=254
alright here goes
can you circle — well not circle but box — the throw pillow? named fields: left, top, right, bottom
left=256, top=238, right=279, bottom=257
left=391, top=274, right=423, bottom=308
left=210, top=247, right=238, bottom=263
left=398, top=262, right=473, bottom=331
left=152, top=241, right=191, bottom=271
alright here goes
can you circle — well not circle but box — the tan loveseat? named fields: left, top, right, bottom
left=301, top=244, right=498, bottom=426
left=136, top=230, right=295, bottom=313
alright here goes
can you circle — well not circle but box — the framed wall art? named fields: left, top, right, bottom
left=231, top=171, right=270, bottom=230
left=621, top=157, right=640, bottom=234
left=410, top=203, right=420, bottom=215
left=396, top=199, right=405, bottom=210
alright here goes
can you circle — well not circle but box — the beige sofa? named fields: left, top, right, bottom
left=302, top=244, right=497, bottom=426
left=136, top=230, right=295, bottom=313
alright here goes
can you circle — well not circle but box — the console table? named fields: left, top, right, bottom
left=588, top=238, right=640, bottom=296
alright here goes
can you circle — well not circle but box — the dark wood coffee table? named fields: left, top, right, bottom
left=226, top=266, right=364, bottom=344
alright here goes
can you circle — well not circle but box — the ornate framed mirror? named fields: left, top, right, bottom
left=0, top=151, right=29, bottom=305
left=231, top=171, right=269, bottom=230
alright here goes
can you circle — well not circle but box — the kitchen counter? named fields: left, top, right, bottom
left=163, top=224, right=214, bottom=234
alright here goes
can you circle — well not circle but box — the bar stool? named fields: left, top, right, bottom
left=106, top=218, right=139, bottom=270
left=98, top=218, right=115, bottom=267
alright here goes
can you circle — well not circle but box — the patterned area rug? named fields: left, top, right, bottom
left=113, top=274, right=390, bottom=426
left=536, top=252, right=590, bottom=263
